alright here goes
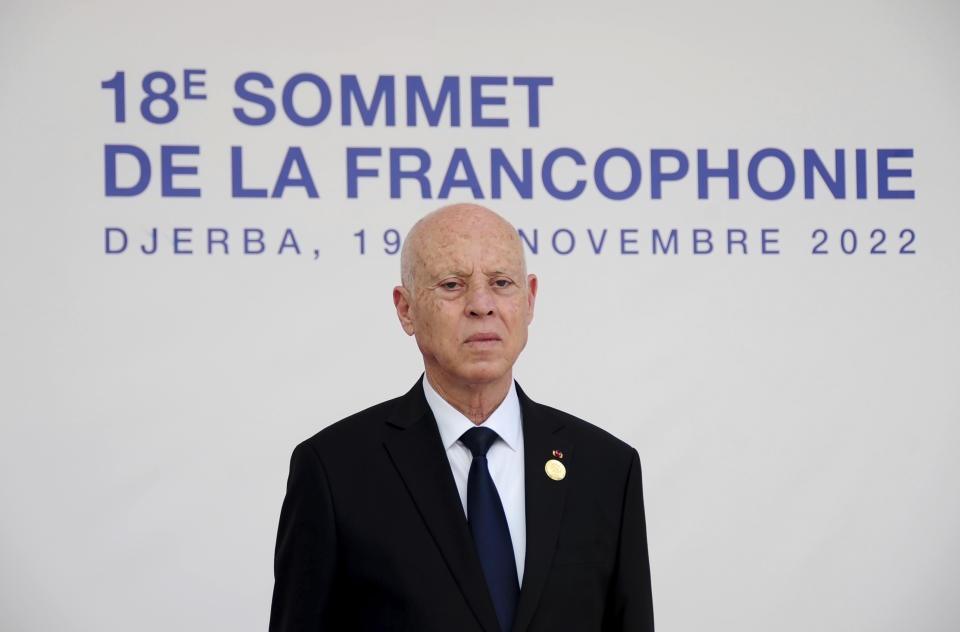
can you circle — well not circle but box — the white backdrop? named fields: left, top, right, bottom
left=2, top=1, right=959, bottom=630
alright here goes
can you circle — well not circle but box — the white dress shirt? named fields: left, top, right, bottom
left=422, top=375, right=526, bottom=583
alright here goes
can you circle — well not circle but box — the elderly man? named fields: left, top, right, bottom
left=270, top=204, right=653, bottom=631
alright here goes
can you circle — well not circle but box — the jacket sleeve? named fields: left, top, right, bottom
left=603, top=449, right=655, bottom=631
left=269, top=442, right=338, bottom=632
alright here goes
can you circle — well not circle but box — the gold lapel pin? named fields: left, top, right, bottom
left=545, top=458, right=566, bottom=481
left=552, top=449, right=563, bottom=459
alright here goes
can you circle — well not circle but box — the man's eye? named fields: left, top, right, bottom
left=442, top=281, right=460, bottom=289
left=493, top=279, right=512, bottom=288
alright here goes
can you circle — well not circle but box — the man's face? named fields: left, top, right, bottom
left=394, top=209, right=537, bottom=391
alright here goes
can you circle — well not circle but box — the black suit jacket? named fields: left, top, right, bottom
left=270, top=380, right=653, bottom=631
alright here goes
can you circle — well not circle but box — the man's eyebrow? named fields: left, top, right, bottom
left=428, top=269, right=471, bottom=282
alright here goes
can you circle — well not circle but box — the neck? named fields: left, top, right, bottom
left=424, top=370, right=512, bottom=425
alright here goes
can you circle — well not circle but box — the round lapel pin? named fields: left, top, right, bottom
left=544, top=458, right=566, bottom=481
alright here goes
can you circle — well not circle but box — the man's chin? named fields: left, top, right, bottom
left=442, top=364, right=512, bottom=388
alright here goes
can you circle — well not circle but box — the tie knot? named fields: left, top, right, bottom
left=459, top=426, right=499, bottom=457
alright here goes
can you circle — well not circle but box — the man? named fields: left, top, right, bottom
left=270, top=204, right=653, bottom=631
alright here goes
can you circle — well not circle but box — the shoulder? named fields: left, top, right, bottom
left=299, top=394, right=405, bottom=454
left=519, top=386, right=640, bottom=472
left=296, top=380, right=428, bottom=456
left=539, top=401, right=634, bottom=449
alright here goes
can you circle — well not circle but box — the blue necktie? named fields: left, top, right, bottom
left=460, top=427, right=519, bottom=632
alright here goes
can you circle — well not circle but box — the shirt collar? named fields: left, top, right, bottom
left=422, top=374, right=522, bottom=452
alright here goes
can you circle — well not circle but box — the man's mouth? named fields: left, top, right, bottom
left=464, top=333, right=501, bottom=344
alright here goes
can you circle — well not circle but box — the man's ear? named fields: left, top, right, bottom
left=525, top=273, right=538, bottom=324
left=393, top=286, right=416, bottom=335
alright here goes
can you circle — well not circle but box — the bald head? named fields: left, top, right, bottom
left=392, top=203, right=538, bottom=406
left=400, top=204, right=527, bottom=290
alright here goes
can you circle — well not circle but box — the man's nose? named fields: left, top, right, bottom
left=465, top=284, right=495, bottom=317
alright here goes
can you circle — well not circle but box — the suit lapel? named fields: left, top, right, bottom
left=513, top=384, right=571, bottom=632
left=382, top=381, right=502, bottom=632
